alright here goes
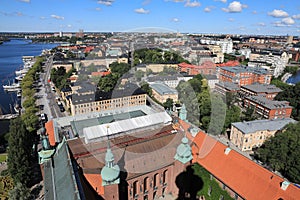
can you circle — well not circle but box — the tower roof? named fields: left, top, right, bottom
left=174, top=136, right=192, bottom=164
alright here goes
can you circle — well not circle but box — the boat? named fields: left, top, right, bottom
left=15, top=74, right=24, bottom=81
left=3, top=82, right=21, bottom=91
left=17, top=90, right=22, bottom=98
left=15, top=68, right=29, bottom=76
left=14, top=102, right=21, bottom=114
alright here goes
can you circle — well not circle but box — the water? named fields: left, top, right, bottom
left=286, top=70, right=300, bottom=85
left=0, top=39, right=58, bottom=115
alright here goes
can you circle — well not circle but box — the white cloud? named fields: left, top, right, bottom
left=252, top=10, right=257, bottom=14
left=282, top=17, right=295, bottom=25
left=18, top=0, right=30, bottom=3
left=40, top=16, right=46, bottom=20
left=97, top=0, right=114, bottom=6
left=134, top=8, right=150, bottom=14
left=214, top=0, right=227, bottom=3
left=258, top=22, right=266, bottom=26
left=51, top=14, right=64, bottom=20
left=67, top=24, right=72, bottom=28
left=204, top=6, right=215, bottom=13
left=228, top=18, right=234, bottom=22
left=95, top=7, right=101, bottom=11
left=185, top=0, right=201, bottom=7
left=292, top=14, right=300, bottom=19
left=222, top=1, right=247, bottom=13
left=172, top=18, right=180, bottom=22
left=165, top=0, right=185, bottom=2
left=239, top=26, right=246, bottom=31
left=268, top=9, right=289, bottom=18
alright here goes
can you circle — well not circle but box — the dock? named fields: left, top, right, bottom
left=0, top=114, right=19, bottom=120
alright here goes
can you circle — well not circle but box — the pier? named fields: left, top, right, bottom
left=0, top=114, right=18, bottom=120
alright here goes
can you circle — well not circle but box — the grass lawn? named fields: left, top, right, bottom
left=192, top=163, right=234, bottom=200
left=0, top=154, right=7, bottom=163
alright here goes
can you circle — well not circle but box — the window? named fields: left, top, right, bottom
left=144, top=177, right=149, bottom=192
left=163, top=170, right=168, bottom=184
left=153, top=173, right=158, bottom=188
left=133, top=181, right=138, bottom=197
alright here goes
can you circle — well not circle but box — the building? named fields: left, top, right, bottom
left=214, top=81, right=240, bottom=95
left=239, top=83, right=282, bottom=100
left=69, top=84, right=147, bottom=116
left=190, top=122, right=300, bottom=200
left=178, top=61, right=216, bottom=76
left=230, top=118, right=296, bottom=151
left=218, top=66, right=272, bottom=86
left=146, top=75, right=193, bottom=89
left=150, top=82, right=178, bottom=103
left=52, top=62, right=73, bottom=73
left=244, top=95, right=293, bottom=119
left=42, top=105, right=193, bottom=199
left=204, top=75, right=219, bottom=89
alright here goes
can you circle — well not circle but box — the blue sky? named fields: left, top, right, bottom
left=1, top=0, right=300, bottom=35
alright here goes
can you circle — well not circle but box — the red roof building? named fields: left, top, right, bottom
left=178, top=61, right=216, bottom=75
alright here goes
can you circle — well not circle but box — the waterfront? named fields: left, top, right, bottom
left=286, top=70, right=300, bottom=85
left=0, top=39, right=57, bottom=114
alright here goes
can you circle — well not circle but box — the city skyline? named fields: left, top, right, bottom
left=0, top=0, right=300, bottom=35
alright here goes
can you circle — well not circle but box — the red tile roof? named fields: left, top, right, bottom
left=84, top=174, right=104, bottom=195
left=45, top=120, right=56, bottom=146
left=178, top=62, right=215, bottom=69
left=216, top=60, right=240, bottom=67
left=178, top=120, right=300, bottom=200
left=91, top=71, right=111, bottom=77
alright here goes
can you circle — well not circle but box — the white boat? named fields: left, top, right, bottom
left=15, top=74, right=24, bottom=81
left=3, top=82, right=21, bottom=91
left=17, top=90, right=22, bottom=98
left=15, top=68, right=29, bottom=76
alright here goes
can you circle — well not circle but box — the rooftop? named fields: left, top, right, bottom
left=245, top=95, right=292, bottom=110
left=216, top=81, right=240, bottom=91
left=241, top=83, right=282, bottom=94
left=232, top=118, right=296, bottom=134
left=178, top=119, right=300, bottom=200
left=150, top=82, right=178, bottom=95
left=220, top=66, right=271, bottom=75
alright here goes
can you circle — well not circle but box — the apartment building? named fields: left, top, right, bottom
left=69, top=84, right=147, bottom=116
left=243, top=95, right=293, bottom=119
left=239, top=83, right=282, bottom=100
left=178, top=61, right=216, bottom=76
left=230, top=118, right=296, bottom=151
left=218, top=66, right=272, bottom=86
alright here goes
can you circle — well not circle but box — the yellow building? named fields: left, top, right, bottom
left=52, top=62, right=73, bottom=73
left=150, top=82, right=178, bottom=103
left=230, top=118, right=295, bottom=151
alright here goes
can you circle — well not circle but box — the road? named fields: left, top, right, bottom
left=36, top=55, right=67, bottom=122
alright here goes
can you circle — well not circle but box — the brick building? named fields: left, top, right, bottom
left=239, top=83, right=282, bottom=100
left=178, top=61, right=216, bottom=76
left=218, top=66, right=272, bottom=86
left=243, top=95, right=293, bottom=119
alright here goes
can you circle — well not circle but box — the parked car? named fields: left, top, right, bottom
left=40, top=113, right=48, bottom=123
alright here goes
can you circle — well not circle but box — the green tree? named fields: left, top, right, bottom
left=109, top=62, right=131, bottom=76
left=7, top=117, right=34, bottom=187
left=255, top=122, right=300, bottom=183
left=163, top=98, right=174, bottom=110
left=98, top=73, right=119, bottom=92
left=140, top=82, right=152, bottom=97
left=8, top=182, right=32, bottom=200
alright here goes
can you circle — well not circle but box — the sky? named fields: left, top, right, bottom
left=0, top=0, right=300, bottom=35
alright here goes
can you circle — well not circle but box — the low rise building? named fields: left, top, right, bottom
left=239, top=83, right=282, bottom=100
left=218, top=66, right=272, bottom=86
left=214, top=81, right=240, bottom=95
left=243, top=95, right=293, bottom=119
left=230, top=118, right=296, bottom=151
left=69, top=84, right=147, bottom=116
left=178, top=61, right=216, bottom=76
left=150, top=82, right=178, bottom=103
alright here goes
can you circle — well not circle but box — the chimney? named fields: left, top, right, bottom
left=281, top=181, right=290, bottom=191
left=224, top=147, right=231, bottom=155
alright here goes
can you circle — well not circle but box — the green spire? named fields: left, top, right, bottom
left=174, top=136, right=193, bottom=164
left=179, top=104, right=187, bottom=121
left=101, top=126, right=120, bottom=186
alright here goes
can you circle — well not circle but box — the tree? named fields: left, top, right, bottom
left=255, top=122, right=300, bottom=183
left=140, top=82, right=152, bottom=97
left=7, top=117, right=34, bottom=187
left=163, top=98, right=174, bottom=110
left=8, top=182, right=32, bottom=200
left=109, top=62, right=130, bottom=76
left=97, top=73, right=119, bottom=92
left=135, top=70, right=145, bottom=81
